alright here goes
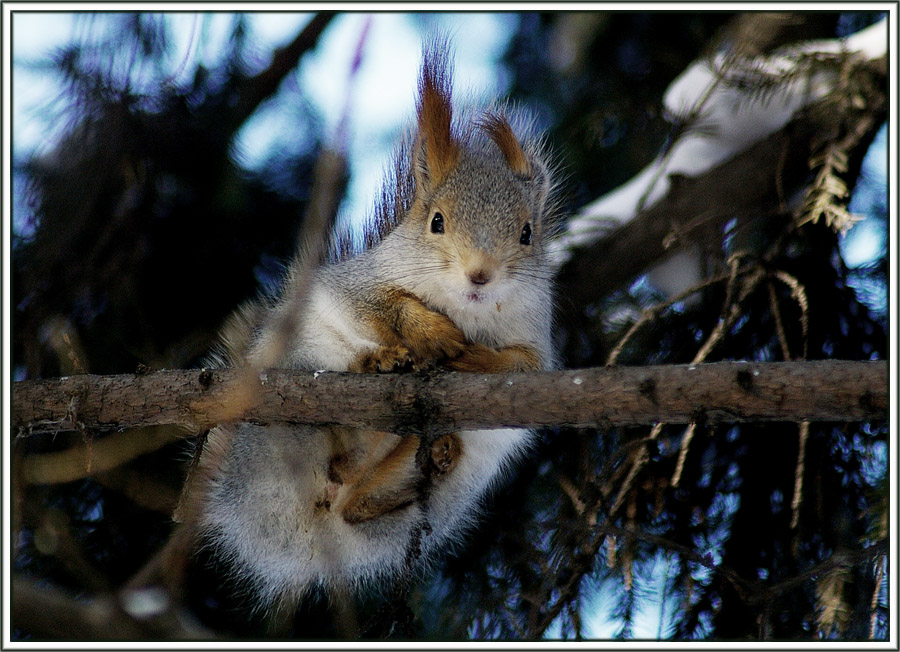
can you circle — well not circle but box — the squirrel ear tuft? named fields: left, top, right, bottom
left=415, top=38, right=459, bottom=192
left=480, top=111, right=551, bottom=212
left=479, top=112, right=532, bottom=178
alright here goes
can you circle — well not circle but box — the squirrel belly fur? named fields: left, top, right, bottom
left=194, top=39, right=560, bottom=610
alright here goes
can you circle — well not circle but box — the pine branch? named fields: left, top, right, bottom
left=13, top=361, right=887, bottom=439
left=556, top=55, right=886, bottom=328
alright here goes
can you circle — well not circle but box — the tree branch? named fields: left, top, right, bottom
left=229, top=12, right=336, bottom=131
left=13, top=360, right=886, bottom=438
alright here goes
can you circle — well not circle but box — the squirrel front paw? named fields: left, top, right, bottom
left=400, top=305, right=468, bottom=361
left=368, top=288, right=468, bottom=363
left=349, top=345, right=421, bottom=373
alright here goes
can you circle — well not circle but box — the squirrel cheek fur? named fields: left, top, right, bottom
left=195, top=40, right=558, bottom=609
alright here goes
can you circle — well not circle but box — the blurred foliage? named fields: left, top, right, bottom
left=11, top=10, right=889, bottom=642
left=13, top=14, right=324, bottom=378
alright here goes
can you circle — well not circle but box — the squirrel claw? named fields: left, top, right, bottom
left=350, top=345, right=421, bottom=374
left=381, top=355, right=417, bottom=373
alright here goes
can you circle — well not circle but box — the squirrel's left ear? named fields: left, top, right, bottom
left=480, top=112, right=551, bottom=215
left=414, top=40, right=460, bottom=195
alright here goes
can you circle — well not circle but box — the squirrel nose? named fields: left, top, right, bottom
left=468, top=269, right=493, bottom=285
left=465, top=252, right=499, bottom=286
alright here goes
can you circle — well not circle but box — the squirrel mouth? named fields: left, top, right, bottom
left=465, top=291, right=485, bottom=303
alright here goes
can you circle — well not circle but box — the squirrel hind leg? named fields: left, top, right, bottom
left=336, top=434, right=421, bottom=524
left=335, top=432, right=464, bottom=524
left=430, top=433, right=462, bottom=477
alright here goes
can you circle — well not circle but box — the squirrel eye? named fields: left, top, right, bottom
left=431, top=212, right=445, bottom=234
left=520, top=222, right=533, bottom=246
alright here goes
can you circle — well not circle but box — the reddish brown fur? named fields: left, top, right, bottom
left=359, top=286, right=468, bottom=365
left=445, top=343, right=543, bottom=373
left=325, top=427, right=390, bottom=487
left=347, top=344, right=418, bottom=373
left=339, top=434, right=421, bottom=523
left=354, top=286, right=543, bottom=373
left=479, top=112, right=532, bottom=178
left=417, top=45, right=459, bottom=188
left=430, top=433, right=462, bottom=477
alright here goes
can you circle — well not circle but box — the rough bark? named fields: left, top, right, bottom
left=12, top=360, right=887, bottom=437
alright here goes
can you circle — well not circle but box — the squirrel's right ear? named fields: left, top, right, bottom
left=413, top=40, right=460, bottom=195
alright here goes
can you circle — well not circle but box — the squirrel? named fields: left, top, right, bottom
left=191, top=39, right=559, bottom=613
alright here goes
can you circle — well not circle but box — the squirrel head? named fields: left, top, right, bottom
left=400, top=40, right=554, bottom=311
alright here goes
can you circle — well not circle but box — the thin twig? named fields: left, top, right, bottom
left=605, top=524, right=750, bottom=599
left=606, top=264, right=748, bottom=367
left=609, top=422, right=663, bottom=515
left=694, top=267, right=765, bottom=363
left=768, top=280, right=793, bottom=361
left=790, top=421, right=810, bottom=530
left=230, top=12, right=336, bottom=131
left=670, top=422, right=697, bottom=488
left=633, top=47, right=738, bottom=215
left=773, top=270, right=810, bottom=360
left=171, top=429, right=208, bottom=523
left=669, top=267, right=765, bottom=484
left=759, top=540, right=887, bottom=605
left=775, top=134, right=789, bottom=212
